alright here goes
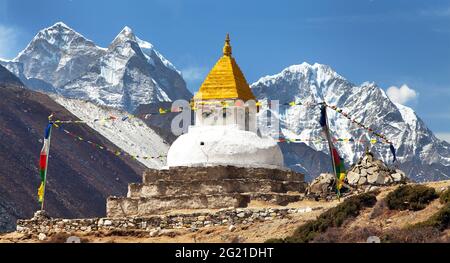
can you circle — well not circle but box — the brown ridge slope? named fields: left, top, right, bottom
left=0, top=76, right=145, bottom=232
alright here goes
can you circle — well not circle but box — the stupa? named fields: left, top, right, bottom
left=106, top=35, right=306, bottom=218
left=167, top=34, right=283, bottom=168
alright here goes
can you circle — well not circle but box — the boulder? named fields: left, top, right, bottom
left=149, top=229, right=160, bottom=237
left=38, top=233, right=46, bottom=241
left=308, top=173, right=335, bottom=197
left=375, top=173, right=385, bottom=185
left=391, top=173, right=404, bottom=182
left=347, top=171, right=360, bottom=185
left=367, top=172, right=379, bottom=184
left=33, top=210, right=50, bottom=220
left=361, top=169, right=367, bottom=177
left=384, top=175, right=393, bottom=184
left=367, top=167, right=378, bottom=175
left=358, top=176, right=367, bottom=185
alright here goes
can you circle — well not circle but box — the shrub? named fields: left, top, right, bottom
left=267, top=192, right=377, bottom=243
left=413, top=202, right=450, bottom=231
left=382, top=226, right=441, bottom=243
left=439, top=187, right=450, bottom=204
left=310, top=227, right=342, bottom=243
left=385, top=185, right=437, bottom=211
left=313, top=226, right=381, bottom=243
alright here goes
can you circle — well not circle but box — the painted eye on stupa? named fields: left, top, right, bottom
left=202, top=111, right=212, bottom=118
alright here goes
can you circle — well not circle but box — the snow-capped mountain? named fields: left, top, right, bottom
left=1, top=22, right=104, bottom=93
left=0, top=22, right=191, bottom=112
left=252, top=62, right=450, bottom=182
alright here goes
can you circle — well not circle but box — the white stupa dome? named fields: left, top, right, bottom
left=167, top=125, right=283, bottom=169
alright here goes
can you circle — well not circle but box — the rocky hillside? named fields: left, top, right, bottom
left=0, top=65, right=23, bottom=87
left=251, top=63, right=450, bottom=182
left=51, top=96, right=170, bottom=169
left=0, top=73, right=148, bottom=232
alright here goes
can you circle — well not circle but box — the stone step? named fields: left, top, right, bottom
left=143, top=166, right=304, bottom=183
left=128, top=179, right=306, bottom=198
left=244, top=192, right=304, bottom=206
left=107, top=193, right=251, bottom=218
left=107, top=192, right=305, bottom=218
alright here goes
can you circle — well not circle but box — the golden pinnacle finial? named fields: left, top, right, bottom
left=223, top=33, right=232, bottom=56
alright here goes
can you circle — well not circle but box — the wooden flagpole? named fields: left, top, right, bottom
left=41, top=115, right=54, bottom=211
left=321, top=104, right=340, bottom=199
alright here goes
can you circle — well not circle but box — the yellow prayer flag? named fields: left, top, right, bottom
left=38, top=182, right=44, bottom=203
left=337, top=173, right=346, bottom=190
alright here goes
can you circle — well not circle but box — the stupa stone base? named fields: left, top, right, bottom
left=107, top=166, right=306, bottom=218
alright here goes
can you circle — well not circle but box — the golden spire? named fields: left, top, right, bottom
left=194, top=34, right=256, bottom=101
left=223, top=33, right=232, bottom=56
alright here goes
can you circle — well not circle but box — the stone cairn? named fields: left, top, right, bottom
left=346, top=152, right=407, bottom=188
left=107, top=165, right=307, bottom=218
left=307, top=151, right=407, bottom=199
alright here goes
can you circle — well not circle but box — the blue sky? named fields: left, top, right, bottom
left=0, top=0, right=449, bottom=139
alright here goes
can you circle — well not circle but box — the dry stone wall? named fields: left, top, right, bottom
left=17, top=207, right=317, bottom=236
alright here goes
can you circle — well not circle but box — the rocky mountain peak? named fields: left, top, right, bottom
left=255, top=62, right=345, bottom=88
left=15, top=21, right=95, bottom=61
left=110, top=26, right=137, bottom=47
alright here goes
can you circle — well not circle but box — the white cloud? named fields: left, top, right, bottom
left=0, top=24, right=19, bottom=60
left=386, top=84, right=418, bottom=105
left=435, top=132, right=450, bottom=143
left=420, top=6, right=450, bottom=17
left=181, top=66, right=208, bottom=82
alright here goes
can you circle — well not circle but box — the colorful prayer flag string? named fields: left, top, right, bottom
left=52, top=123, right=166, bottom=161
left=323, top=103, right=393, bottom=145
left=277, top=137, right=389, bottom=144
